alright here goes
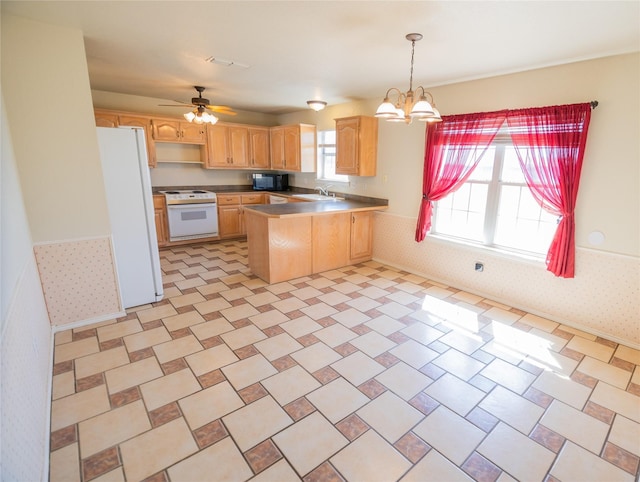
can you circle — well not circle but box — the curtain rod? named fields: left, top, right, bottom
left=590, top=101, right=599, bottom=109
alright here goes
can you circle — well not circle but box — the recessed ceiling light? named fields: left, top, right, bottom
left=204, top=56, right=250, bottom=69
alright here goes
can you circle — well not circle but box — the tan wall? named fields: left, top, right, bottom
left=1, top=14, right=111, bottom=242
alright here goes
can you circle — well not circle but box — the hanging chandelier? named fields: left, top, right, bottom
left=375, top=33, right=442, bottom=124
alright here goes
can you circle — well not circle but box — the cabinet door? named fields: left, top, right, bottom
left=218, top=205, right=243, bottom=238
left=152, top=119, right=181, bottom=141
left=119, top=115, right=157, bottom=168
left=312, top=213, right=350, bottom=272
left=180, top=122, right=206, bottom=144
left=283, top=126, right=301, bottom=171
left=249, top=127, right=270, bottom=168
left=350, top=211, right=373, bottom=262
left=206, top=124, right=230, bottom=167
left=95, top=112, right=119, bottom=128
left=270, top=127, right=286, bottom=170
left=336, top=118, right=359, bottom=175
left=228, top=126, right=249, bottom=167
left=153, top=195, right=169, bottom=247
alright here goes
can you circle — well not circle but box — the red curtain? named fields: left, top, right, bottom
left=415, top=112, right=506, bottom=241
left=506, top=103, right=592, bottom=278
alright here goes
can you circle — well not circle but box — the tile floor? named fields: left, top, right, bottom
left=49, top=240, right=640, bottom=481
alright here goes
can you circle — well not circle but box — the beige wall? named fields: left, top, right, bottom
left=2, top=14, right=111, bottom=242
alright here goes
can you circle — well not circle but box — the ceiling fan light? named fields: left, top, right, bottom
left=410, top=98, right=435, bottom=117
left=375, top=100, right=398, bottom=118
left=307, top=100, right=327, bottom=112
left=184, top=111, right=196, bottom=122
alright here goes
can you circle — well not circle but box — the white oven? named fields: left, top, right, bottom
left=163, top=190, right=219, bottom=242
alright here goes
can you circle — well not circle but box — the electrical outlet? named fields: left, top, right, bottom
left=475, top=262, right=484, bottom=272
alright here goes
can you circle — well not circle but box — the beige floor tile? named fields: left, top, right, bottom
left=306, top=276, right=338, bottom=289
left=54, top=330, right=73, bottom=345
left=250, top=309, right=291, bottom=329
left=195, top=281, right=228, bottom=296
left=424, top=373, right=485, bottom=416
left=123, top=326, right=171, bottom=353
left=332, top=281, right=362, bottom=295
left=387, top=291, right=420, bottom=306
left=291, top=286, right=325, bottom=300
left=220, top=303, right=261, bottom=322
left=480, top=358, right=536, bottom=395
left=590, top=381, right=640, bottom=422
left=526, top=328, right=570, bottom=353
left=351, top=331, right=396, bottom=358
left=532, top=370, right=592, bottom=409
left=375, top=362, right=432, bottom=401
left=52, top=371, right=75, bottom=400
left=401, top=449, right=474, bottom=482
left=179, top=265, right=208, bottom=276
left=220, top=285, right=254, bottom=302
left=306, top=377, right=369, bottom=423
left=162, top=272, right=186, bottom=283
left=452, top=290, right=484, bottom=305
left=358, top=286, right=390, bottom=300
left=251, top=459, right=299, bottom=482
left=265, top=281, right=297, bottom=295
left=432, top=348, right=485, bottom=381
left=481, top=339, right=527, bottom=365
left=377, top=301, right=413, bottom=319
left=175, top=276, right=207, bottom=290
left=363, top=315, right=406, bottom=336
left=550, top=441, right=634, bottom=482
left=136, top=303, right=178, bottom=324
left=439, top=330, right=486, bottom=355
left=221, top=324, right=267, bottom=350
left=192, top=297, right=233, bottom=315
left=614, top=344, right=640, bottom=365
left=49, top=442, right=81, bottom=482
left=318, top=291, right=352, bottom=306
left=105, top=356, right=163, bottom=394
left=483, top=307, right=522, bottom=325
left=162, top=286, right=182, bottom=298
left=632, top=366, right=640, bottom=385
left=51, top=385, right=111, bottom=431
left=170, top=291, right=206, bottom=308
left=75, top=346, right=130, bottom=379
left=167, top=437, right=252, bottom=482
left=541, top=400, right=609, bottom=454
left=92, top=467, right=125, bottom=482
left=357, top=391, right=424, bottom=443
left=401, top=322, right=445, bottom=346
left=291, top=342, right=342, bottom=373
left=566, top=336, right=615, bottom=362
left=331, top=352, right=385, bottom=387
left=222, top=396, right=293, bottom=451
left=273, top=411, right=348, bottom=476
left=246, top=291, right=281, bottom=307
left=477, top=422, right=555, bottom=481
left=280, top=315, right=322, bottom=338
left=152, top=334, right=203, bottom=364
left=315, top=323, right=358, bottom=348
left=480, top=385, right=544, bottom=434
left=331, top=430, right=412, bottom=481
left=189, top=317, right=234, bottom=340
left=609, top=415, right=640, bottom=457
left=557, top=324, right=597, bottom=340
left=346, top=295, right=381, bottom=312
left=424, top=286, right=456, bottom=299
left=525, top=349, right=579, bottom=377
left=162, top=310, right=206, bottom=332
left=179, top=381, right=244, bottom=430
left=254, top=333, right=304, bottom=361
left=271, top=297, right=309, bottom=314
left=519, top=313, right=559, bottom=333
left=414, top=405, right=485, bottom=465
left=261, top=365, right=321, bottom=405
left=78, top=400, right=150, bottom=458
left=577, top=356, right=631, bottom=389
left=390, top=340, right=439, bottom=369
left=54, top=337, right=100, bottom=363
left=120, top=418, right=198, bottom=482
left=222, top=354, right=278, bottom=390
left=185, top=343, right=239, bottom=376
left=331, top=308, right=371, bottom=328
left=140, top=368, right=201, bottom=411
left=97, top=319, right=142, bottom=343
left=300, top=302, right=339, bottom=320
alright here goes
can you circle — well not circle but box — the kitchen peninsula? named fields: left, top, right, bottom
left=243, top=198, right=388, bottom=283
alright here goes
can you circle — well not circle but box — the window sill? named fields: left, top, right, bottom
left=427, top=233, right=547, bottom=266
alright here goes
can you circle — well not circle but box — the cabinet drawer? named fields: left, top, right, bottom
left=241, top=194, right=264, bottom=205
left=217, top=194, right=241, bottom=205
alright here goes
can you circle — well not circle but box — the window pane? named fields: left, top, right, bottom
left=434, top=183, right=487, bottom=242
left=501, top=146, right=526, bottom=183
left=469, top=146, right=495, bottom=181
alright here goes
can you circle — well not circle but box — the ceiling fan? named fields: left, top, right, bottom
left=160, top=86, right=237, bottom=123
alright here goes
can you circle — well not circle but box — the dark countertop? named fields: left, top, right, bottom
left=243, top=199, right=387, bottom=218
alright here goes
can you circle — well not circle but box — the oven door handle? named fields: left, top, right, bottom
left=167, top=202, right=217, bottom=210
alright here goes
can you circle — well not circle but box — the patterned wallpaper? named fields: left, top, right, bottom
left=1, top=254, right=52, bottom=481
left=33, top=237, right=122, bottom=326
left=373, top=212, right=640, bottom=347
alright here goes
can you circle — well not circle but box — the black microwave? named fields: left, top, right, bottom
left=252, top=173, right=289, bottom=191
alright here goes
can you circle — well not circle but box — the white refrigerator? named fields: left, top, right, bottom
left=96, top=127, right=164, bottom=309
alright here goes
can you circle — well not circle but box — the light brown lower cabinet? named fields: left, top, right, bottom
left=245, top=209, right=375, bottom=283
left=217, top=193, right=265, bottom=239
left=153, top=195, right=169, bottom=247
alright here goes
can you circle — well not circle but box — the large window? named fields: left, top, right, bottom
left=316, top=130, right=348, bottom=182
left=433, top=134, right=557, bottom=256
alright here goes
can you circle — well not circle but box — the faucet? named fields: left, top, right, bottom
left=315, top=184, right=333, bottom=196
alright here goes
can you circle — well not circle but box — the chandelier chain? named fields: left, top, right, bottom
left=409, top=39, right=415, bottom=93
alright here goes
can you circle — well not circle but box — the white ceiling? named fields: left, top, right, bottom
left=2, top=1, right=639, bottom=115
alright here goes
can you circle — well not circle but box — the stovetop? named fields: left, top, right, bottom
left=161, top=190, right=217, bottom=205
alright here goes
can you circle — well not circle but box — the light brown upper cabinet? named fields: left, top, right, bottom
left=205, top=123, right=250, bottom=168
left=335, top=116, right=378, bottom=176
left=270, top=124, right=316, bottom=172
left=248, top=127, right=271, bottom=169
left=94, top=109, right=157, bottom=167
left=151, top=118, right=206, bottom=144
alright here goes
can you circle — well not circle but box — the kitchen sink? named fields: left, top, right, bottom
left=292, top=194, right=344, bottom=201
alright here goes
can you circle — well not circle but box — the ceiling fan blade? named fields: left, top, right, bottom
left=158, top=103, right=193, bottom=107
left=206, top=105, right=237, bottom=115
